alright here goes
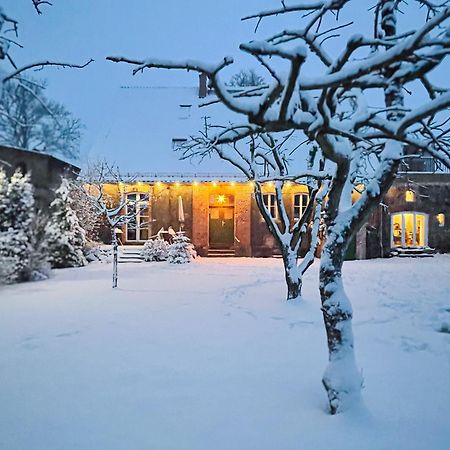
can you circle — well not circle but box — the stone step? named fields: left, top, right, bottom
left=391, top=246, right=435, bottom=258
left=207, top=249, right=236, bottom=257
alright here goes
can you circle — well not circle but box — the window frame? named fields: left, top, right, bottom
left=262, top=193, right=278, bottom=220
left=390, top=211, right=429, bottom=248
left=126, top=192, right=149, bottom=242
left=293, top=192, right=309, bottom=221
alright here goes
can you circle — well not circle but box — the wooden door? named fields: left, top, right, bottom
left=209, top=206, right=234, bottom=248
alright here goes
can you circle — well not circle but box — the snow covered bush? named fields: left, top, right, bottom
left=0, top=170, right=35, bottom=284
left=44, top=178, right=87, bottom=269
left=84, top=241, right=111, bottom=263
left=141, top=238, right=169, bottom=262
left=167, top=232, right=195, bottom=264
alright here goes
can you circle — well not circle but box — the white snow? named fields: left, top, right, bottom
left=1, top=255, right=450, bottom=450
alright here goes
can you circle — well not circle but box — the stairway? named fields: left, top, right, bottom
left=118, top=246, right=145, bottom=263
left=391, top=247, right=435, bottom=258
left=207, top=248, right=236, bottom=257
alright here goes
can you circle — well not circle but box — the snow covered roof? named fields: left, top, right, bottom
left=89, top=84, right=244, bottom=175
left=118, top=172, right=248, bottom=183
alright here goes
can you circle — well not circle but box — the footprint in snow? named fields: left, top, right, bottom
left=400, top=336, right=429, bottom=352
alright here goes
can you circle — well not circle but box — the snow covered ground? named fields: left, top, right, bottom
left=1, top=255, right=450, bottom=450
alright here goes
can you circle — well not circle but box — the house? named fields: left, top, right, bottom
left=355, top=156, right=450, bottom=258
left=93, top=77, right=449, bottom=258
left=99, top=175, right=310, bottom=257
left=0, top=145, right=80, bottom=210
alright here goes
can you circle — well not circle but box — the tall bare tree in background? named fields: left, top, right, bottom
left=109, top=0, right=450, bottom=413
left=0, top=78, right=82, bottom=158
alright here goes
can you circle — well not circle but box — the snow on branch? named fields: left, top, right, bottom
left=2, top=59, right=94, bottom=83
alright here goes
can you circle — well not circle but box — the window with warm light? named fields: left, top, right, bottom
left=391, top=211, right=428, bottom=248
left=293, top=193, right=309, bottom=220
left=263, top=193, right=277, bottom=219
left=126, top=193, right=149, bottom=241
left=437, top=213, right=445, bottom=227
left=405, top=190, right=415, bottom=202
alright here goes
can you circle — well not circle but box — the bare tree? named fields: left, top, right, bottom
left=0, top=3, right=92, bottom=87
left=108, top=1, right=450, bottom=413
left=0, top=78, right=82, bottom=158
left=180, top=125, right=329, bottom=300
left=227, top=69, right=265, bottom=87
left=79, top=161, right=147, bottom=289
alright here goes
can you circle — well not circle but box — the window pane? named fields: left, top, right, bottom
left=392, top=214, right=402, bottom=247
left=139, top=228, right=149, bottom=241
left=127, top=228, right=136, bottom=241
left=223, top=208, right=234, bottom=220
left=404, top=213, right=414, bottom=247
left=416, top=214, right=425, bottom=247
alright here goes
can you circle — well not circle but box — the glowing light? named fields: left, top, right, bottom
left=230, top=181, right=236, bottom=186
left=175, top=182, right=181, bottom=187
left=212, top=181, right=218, bottom=187
left=193, top=180, right=199, bottom=186
left=248, top=181, right=255, bottom=188
left=405, top=190, right=415, bottom=202
left=437, top=213, right=445, bottom=227
left=217, top=194, right=226, bottom=204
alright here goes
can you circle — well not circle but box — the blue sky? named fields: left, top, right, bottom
left=2, top=1, right=445, bottom=170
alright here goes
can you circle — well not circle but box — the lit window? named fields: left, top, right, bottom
left=293, top=193, right=309, bottom=220
left=437, top=213, right=445, bottom=227
left=126, top=193, right=149, bottom=241
left=405, top=190, right=415, bottom=202
left=391, top=212, right=428, bottom=248
left=263, top=193, right=277, bottom=219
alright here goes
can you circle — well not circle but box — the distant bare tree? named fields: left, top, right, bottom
left=227, top=69, right=265, bottom=87
left=0, top=78, right=82, bottom=158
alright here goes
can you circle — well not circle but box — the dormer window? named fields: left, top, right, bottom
left=172, top=138, right=187, bottom=150
left=405, top=190, right=415, bottom=202
left=179, top=104, right=192, bottom=119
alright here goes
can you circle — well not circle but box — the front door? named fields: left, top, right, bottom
left=209, top=206, right=234, bottom=248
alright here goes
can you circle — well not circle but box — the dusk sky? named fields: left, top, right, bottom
left=2, top=1, right=442, bottom=169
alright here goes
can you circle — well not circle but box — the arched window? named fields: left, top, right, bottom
left=391, top=212, right=428, bottom=248
left=437, top=213, right=445, bottom=227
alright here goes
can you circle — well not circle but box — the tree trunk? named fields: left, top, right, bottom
left=282, top=247, right=302, bottom=301
left=319, top=228, right=363, bottom=414
left=112, top=229, right=118, bottom=289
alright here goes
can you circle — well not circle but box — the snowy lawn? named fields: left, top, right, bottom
left=1, top=256, right=450, bottom=450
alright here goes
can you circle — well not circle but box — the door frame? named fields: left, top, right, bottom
left=390, top=211, right=429, bottom=248
left=208, top=205, right=235, bottom=249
